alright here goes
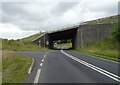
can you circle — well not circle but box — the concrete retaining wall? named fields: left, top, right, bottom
left=75, top=23, right=113, bottom=48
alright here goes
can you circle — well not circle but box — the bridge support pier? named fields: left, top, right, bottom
left=48, top=38, right=54, bottom=49
left=72, top=28, right=82, bottom=49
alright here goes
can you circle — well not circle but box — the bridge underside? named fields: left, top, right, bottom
left=48, top=28, right=78, bottom=49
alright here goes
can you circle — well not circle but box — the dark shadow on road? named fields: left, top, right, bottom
left=52, top=48, right=73, bottom=50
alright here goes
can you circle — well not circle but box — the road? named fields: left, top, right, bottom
left=16, top=50, right=120, bottom=84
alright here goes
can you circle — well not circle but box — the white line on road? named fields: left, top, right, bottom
left=33, top=51, right=51, bottom=84
left=33, top=69, right=41, bottom=84
left=40, top=63, right=43, bottom=67
left=42, top=50, right=51, bottom=61
left=41, top=59, right=44, bottom=62
left=61, top=50, right=120, bottom=82
left=28, top=58, right=34, bottom=74
left=72, top=50, right=119, bottom=64
left=43, top=55, right=45, bottom=59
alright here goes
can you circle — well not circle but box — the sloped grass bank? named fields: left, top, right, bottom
left=2, top=32, right=48, bottom=52
left=75, top=38, right=119, bottom=62
left=2, top=51, right=32, bottom=83
left=2, top=39, right=48, bottom=51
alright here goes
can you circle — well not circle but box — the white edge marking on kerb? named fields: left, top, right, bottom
left=28, top=58, right=34, bottom=74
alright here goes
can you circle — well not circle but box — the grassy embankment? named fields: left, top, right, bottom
left=2, top=32, right=48, bottom=51
left=75, top=38, right=119, bottom=62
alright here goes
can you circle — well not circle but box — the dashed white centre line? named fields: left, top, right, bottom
left=33, top=69, right=41, bottom=84
left=40, top=63, right=43, bottom=67
left=41, top=59, right=44, bottom=62
left=33, top=51, right=51, bottom=84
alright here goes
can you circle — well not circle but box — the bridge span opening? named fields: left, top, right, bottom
left=48, top=27, right=78, bottom=49
left=53, top=39, right=72, bottom=50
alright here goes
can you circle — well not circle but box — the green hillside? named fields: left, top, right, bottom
left=2, top=32, right=48, bottom=51
left=21, top=32, right=44, bottom=42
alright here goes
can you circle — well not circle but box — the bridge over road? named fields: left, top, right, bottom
left=33, top=23, right=113, bottom=49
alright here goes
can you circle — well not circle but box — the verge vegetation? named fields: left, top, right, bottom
left=75, top=38, right=119, bottom=62
left=2, top=51, right=32, bottom=83
left=2, top=32, right=48, bottom=51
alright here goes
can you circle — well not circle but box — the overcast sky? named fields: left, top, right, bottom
left=0, top=0, right=119, bottom=40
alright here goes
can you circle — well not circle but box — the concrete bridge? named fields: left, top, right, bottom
left=33, top=23, right=113, bottom=49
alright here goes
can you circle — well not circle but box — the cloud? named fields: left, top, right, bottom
left=0, top=0, right=119, bottom=39
left=0, top=23, right=39, bottom=39
left=51, top=2, right=79, bottom=16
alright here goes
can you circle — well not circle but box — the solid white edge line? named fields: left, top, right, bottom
left=28, top=58, right=34, bottom=74
left=61, top=50, right=120, bottom=82
left=71, top=55, right=120, bottom=79
left=34, top=69, right=41, bottom=83
left=72, top=50, right=119, bottom=64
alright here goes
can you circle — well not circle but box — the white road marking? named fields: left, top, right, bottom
left=43, top=55, right=45, bottom=59
left=34, top=69, right=41, bottom=84
left=41, top=60, right=44, bottom=62
left=40, top=63, right=43, bottom=67
left=61, top=50, right=120, bottom=82
left=72, top=50, right=119, bottom=64
left=42, top=51, right=49, bottom=60
left=28, top=58, right=34, bottom=74
left=33, top=51, right=52, bottom=84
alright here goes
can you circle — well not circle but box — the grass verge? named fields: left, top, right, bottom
left=2, top=32, right=48, bottom=52
left=75, top=38, right=119, bottom=62
left=2, top=51, right=32, bottom=83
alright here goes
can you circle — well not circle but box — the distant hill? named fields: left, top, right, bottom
left=20, top=32, right=45, bottom=42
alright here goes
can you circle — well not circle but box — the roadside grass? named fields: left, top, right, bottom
left=2, top=32, right=48, bottom=52
left=75, top=38, right=119, bottom=62
left=0, top=38, right=2, bottom=49
left=0, top=55, right=1, bottom=84
left=2, top=40, right=48, bottom=51
left=2, top=51, right=32, bottom=83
